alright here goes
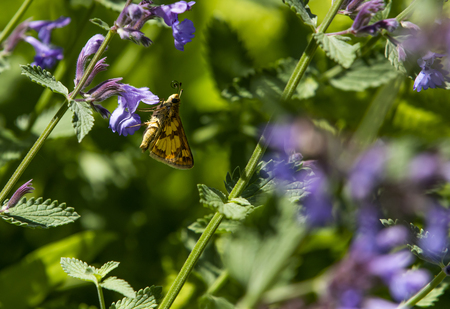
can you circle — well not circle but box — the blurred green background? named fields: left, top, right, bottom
left=1, top=0, right=450, bottom=308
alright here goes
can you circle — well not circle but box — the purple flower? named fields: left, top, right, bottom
left=74, top=34, right=108, bottom=89
left=376, top=225, right=409, bottom=250
left=83, top=78, right=124, bottom=104
left=368, top=250, right=414, bottom=282
left=154, top=1, right=196, bottom=51
left=419, top=205, right=450, bottom=264
left=348, top=143, right=387, bottom=200
left=109, top=85, right=159, bottom=136
left=3, top=19, right=31, bottom=53
left=1, top=179, right=34, bottom=212
left=413, top=52, right=449, bottom=92
left=23, top=36, right=64, bottom=69
left=28, top=16, right=71, bottom=45
left=363, top=298, right=398, bottom=309
left=389, top=269, right=430, bottom=302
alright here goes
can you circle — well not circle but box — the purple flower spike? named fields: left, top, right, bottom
left=24, top=36, right=64, bottom=69
left=351, top=0, right=384, bottom=30
left=109, top=85, right=159, bottom=136
left=1, top=179, right=34, bottom=212
left=28, top=16, right=71, bottom=45
left=389, top=269, right=430, bottom=302
left=173, top=19, right=195, bottom=51
left=155, top=1, right=195, bottom=26
left=75, top=34, right=106, bottom=88
left=413, top=52, right=449, bottom=92
left=3, top=19, right=31, bottom=53
left=84, top=78, right=124, bottom=103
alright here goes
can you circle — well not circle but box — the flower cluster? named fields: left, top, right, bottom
left=114, top=0, right=195, bottom=51
left=2, top=16, right=70, bottom=69
left=73, top=34, right=159, bottom=135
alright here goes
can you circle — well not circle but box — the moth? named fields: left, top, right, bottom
left=139, top=86, right=194, bottom=169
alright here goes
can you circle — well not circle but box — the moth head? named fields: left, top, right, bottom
left=168, top=93, right=181, bottom=104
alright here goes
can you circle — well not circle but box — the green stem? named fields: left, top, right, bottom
left=158, top=1, right=346, bottom=308
left=96, top=284, right=106, bottom=309
left=0, top=0, right=34, bottom=44
left=206, top=270, right=229, bottom=295
left=399, top=269, right=447, bottom=308
left=396, top=0, right=420, bottom=22
left=0, top=30, right=115, bottom=203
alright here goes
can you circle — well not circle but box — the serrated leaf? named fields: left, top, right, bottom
left=1, top=197, right=80, bottom=228
left=329, top=55, right=399, bottom=91
left=20, top=65, right=69, bottom=97
left=98, top=261, right=121, bottom=277
left=416, top=282, right=449, bottom=307
left=68, top=100, right=95, bottom=142
left=188, top=214, right=241, bottom=234
left=282, top=0, right=317, bottom=29
left=90, top=18, right=111, bottom=31
left=199, top=295, right=235, bottom=309
left=110, top=286, right=161, bottom=309
left=197, top=184, right=255, bottom=220
left=385, top=39, right=407, bottom=74
left=101, top=277, right=135, bottom=298
left=60, top=257, right=98, bottom=283
left=380, top=218, right=398, bottom=227
left=206, top=18, right=254, bottom=91
left=314, top=33, right=360, bottom=69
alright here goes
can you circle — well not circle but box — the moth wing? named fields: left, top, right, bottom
left=149, top=113, right=194, bottom=169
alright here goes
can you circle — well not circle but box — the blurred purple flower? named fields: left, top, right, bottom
left=389, top=269, right=430, bottom=302
left=3, top=19, right=31, bottom=53
left=419, top=205, right=450, bottom=264
left=109, top=85, right=159, bottom=136
left=74, top=34, right=108, bottom=89
left=368, top=250, right=414, bottom=282
left=348, top=143, right=387, bottom=200
left=376, top=225, right=408, bottom=250
left=363, top=298, right=398, bottom=309
left=350, top=0, right=398, bottom=36
left=23, top=36, right=64, bottom=69
left=337, top=0, right=366, bottom=16
left=413, top=52, right=449, bottom=92
left=28, top=16, right=71, bottom=45
left=1, top=179, right=34, bottom=212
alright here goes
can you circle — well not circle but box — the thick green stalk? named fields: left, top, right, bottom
left=0, top=0, right=34, bottom=44
left=158, top=1, right=346, bottom=309
left=0, top=30, right=115, bottom=203
left=96, top=284, right=106, bottom=309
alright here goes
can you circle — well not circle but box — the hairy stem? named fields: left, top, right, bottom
left=0, top=0, right=34, bottom=44
left=158, top=1, right=346, bottom=308
left=96, top=284, right=106, bottom=309
left=0, top=30, right=115, bottom=203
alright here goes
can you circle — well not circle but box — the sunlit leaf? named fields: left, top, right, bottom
left=20, top=65, right=69, bottom=97
left=314, top=33, right=360, bottom=69
left=109, top=286, right=161, bottom=309
left=68, top=100, right=95, bottom=143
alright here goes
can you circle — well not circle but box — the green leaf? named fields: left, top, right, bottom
left=188, top=214, right=241, bottom=234
left=205, top=18, right=254, bottom=91
left=1, top=197, right=80, bottom=228
left=90, top=18, right=111, bottom=31
left=98, top=261, right=121, bottom=277
left=282, top=0, right=317, bottom=29
left=199, top=295, right=235, bottom=309
left=109, top=286, right=162, bottom=309
left=223, top=58, right=316, bottom=102
left=385, top=39, right=407, bottom=74
left=70, top=0, right=93, bottom=8
left=100, top=277, right=135, bottom=298
left=20, top=65, right=69, bottom=97
left=0, top=230, right=116, bottom=309
left=0, top=52, right=11, bottom=74
left=380, top=218, right=398, bottom=227
left=314, top=33, right=360, bottom=69
left=68, top=100, right=95, bottom=142
left=60, top=257, right=98, bottom=283
left=197, top=184, right=255, bottom=220
left=96, top=0, right=125, bottom=12
left=416, top=282, right=449, bottom=307
left=329, top=54, right=400, bottom=91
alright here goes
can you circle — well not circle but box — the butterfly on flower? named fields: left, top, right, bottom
left=139, top=82, right=194, bottom=169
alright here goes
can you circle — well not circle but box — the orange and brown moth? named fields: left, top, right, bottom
left=139, top=90, right=194, bottom=169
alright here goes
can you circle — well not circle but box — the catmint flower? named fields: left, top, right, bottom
left=172, top=19, right=195, bottom=51
left=419, top=205, right=450, bottom=264
left=389, top=269, right=430, bottom=302
left=83, top=78, right=124, bottom=104
left=23, top=36, right=64, bottom=69
left=2, top=19, right=31, bottom=53
left=413, top=52, right=449, bottom=92
left=1, top=179, right=34, bottom=212
left=28, top=16, right=71, bottom=45
left=363, top=298, right=398, bottom=309
left=74, top=34, right=108, bottom=89
left=350, top=0, right=398, bottom=36
left=109, top=85, right=159, bottom=136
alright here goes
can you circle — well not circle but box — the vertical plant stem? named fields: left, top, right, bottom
left=158, top=1, right=346, bottom=309
left=0, top=0, right=34, bottom=44
left=96, top=284, right=106, bottom=309
left=0, top=30, right=115, bottom=203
